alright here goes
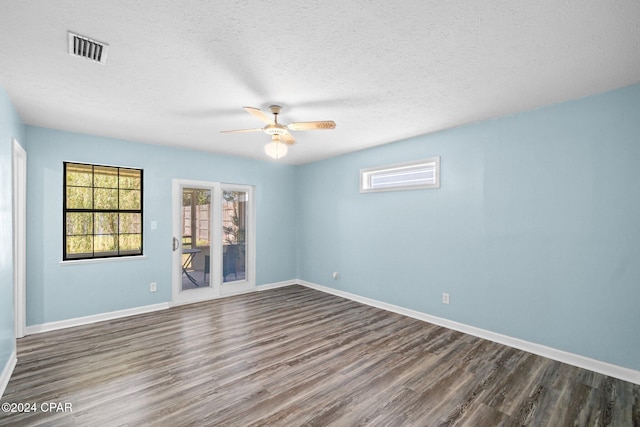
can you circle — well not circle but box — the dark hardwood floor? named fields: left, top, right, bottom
left=2, top=285, right=639, bottom=426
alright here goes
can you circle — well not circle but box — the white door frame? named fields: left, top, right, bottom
left=172, top=179, right=220, bottom=306
left=171, top=179, right=255, bottom=306
left=12, top=139, right=26, bottom=338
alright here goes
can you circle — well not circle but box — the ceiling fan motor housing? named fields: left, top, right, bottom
left=264, top=123, right=288, bottom=136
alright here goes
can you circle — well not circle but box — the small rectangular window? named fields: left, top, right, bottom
left=64, top=162, right=143, bottom=260
left=360, top=157, right=440, bottom=193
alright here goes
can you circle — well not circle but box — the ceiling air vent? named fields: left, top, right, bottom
left=68, top=31, right=109, bottom=64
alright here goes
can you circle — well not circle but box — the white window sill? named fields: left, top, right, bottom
left=60, top=255, right=147, bottom=266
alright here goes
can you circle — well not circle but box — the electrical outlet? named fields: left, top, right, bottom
left=150, top=282, right=157, bottom=292
left=442, top=292, right=450, bottom=304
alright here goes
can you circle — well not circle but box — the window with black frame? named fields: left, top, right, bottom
left=63, top=162, right=143, bottom=260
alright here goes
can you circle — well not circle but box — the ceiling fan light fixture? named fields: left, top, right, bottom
left=264, top=137, right=288, bottom=159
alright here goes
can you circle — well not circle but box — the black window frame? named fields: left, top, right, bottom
left=63, top=161, right=144, bottom=261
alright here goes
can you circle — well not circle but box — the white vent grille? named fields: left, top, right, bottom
left=68, top=32, right=109, bottom=64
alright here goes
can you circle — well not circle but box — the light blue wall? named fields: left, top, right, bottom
left=26, top=126, right=297, bottom=325
left=0, top=86, right=25, bottom=373
left=296, top=83, right=640, bottom=371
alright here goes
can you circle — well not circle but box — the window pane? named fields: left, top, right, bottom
left=66, top=235, right=93, bottom=257
left=66, top=212, right=93, bottom=235
left=94, top=166, right=118, bottom=188
left=195, top=189, right=210, bottom=247
left=94, top=234, right=118, bottom=254
left=95, top=212, right=118, bottom=234
left=66, top=187, right=93, bottom=209
left=119, top=234, right=142, bottom=253
left=223, top=190, right=247, bottom=283
left=119, top=189, right=141, bottom=210
left=370, top=168, right=435, bottom=188
left=66, top=163, right=93, bottom=187
left=94, top=188, right=118, bottom=209
left=222, top=191, right=246, bottom=245
left=119, top=213, right=141, bottom=234
left=180, top=187, right=210, bottom=289
left=120, top=169, right=141, bottom=190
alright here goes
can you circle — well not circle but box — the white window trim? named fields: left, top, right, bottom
left=360, top=157, right=440, bottom=193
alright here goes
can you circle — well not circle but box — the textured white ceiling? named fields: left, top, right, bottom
left=1, top=0, right=639, bottom=164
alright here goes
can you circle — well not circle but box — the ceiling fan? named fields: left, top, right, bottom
left=221, top=105, right=336, bottom=159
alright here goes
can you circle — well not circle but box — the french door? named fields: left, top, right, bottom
left=172, top=179, right=254, bottom=305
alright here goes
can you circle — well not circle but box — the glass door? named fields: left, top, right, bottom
left=181, top=187, right=211, bottom=290
left=172, top=180, right=219, bottom=305
left=222, top=190, right=247, bottom=283
left=172, top=180, right=255, bottom=305
left=220, top=184, right=254, bottom=296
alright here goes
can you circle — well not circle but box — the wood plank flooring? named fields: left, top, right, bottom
left=2, top=285, right=639, bottom=426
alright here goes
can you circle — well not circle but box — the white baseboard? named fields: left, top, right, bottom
left=0, top=349, right=17, bottom=399
left=25, top=303, right=170, bottom=335
left=257, top=279, right=298, bottom=292
left=296, top=280, right=640, bottom=385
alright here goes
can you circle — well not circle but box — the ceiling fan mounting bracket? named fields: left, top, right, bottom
left=268, top=105, right=282, bottom=115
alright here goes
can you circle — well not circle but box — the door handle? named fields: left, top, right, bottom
left=172, top=237, right=180, bottom=252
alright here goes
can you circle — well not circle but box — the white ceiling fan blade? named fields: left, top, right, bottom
left=244, top=106, right=274, bottom=124
left=281, top=132, right=295, bottom=145
left=220, top=128, right=263, bottom=133
left=288, top=121, right=336, bottom=131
